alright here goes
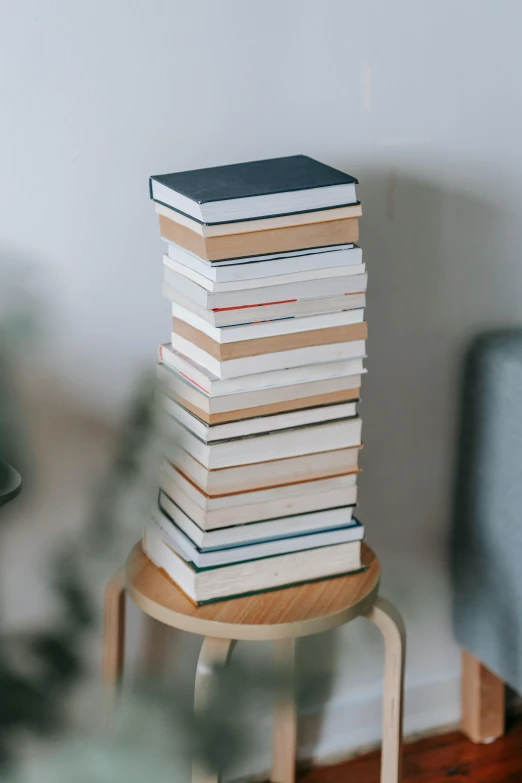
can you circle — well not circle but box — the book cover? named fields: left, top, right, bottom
left=150, top=154, right=358, bottom=205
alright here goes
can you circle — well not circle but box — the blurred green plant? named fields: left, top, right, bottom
left=0, top=358, right=292, bottom=781
left=0, top=269, right=299, bottom=782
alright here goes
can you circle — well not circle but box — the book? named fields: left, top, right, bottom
left=157, top=362, right=361, bottom=422
left=171, top=332, right=367, bottom=379
left=150, top=155, right=358, bottom=224
left=159, top=214, right=359, bottom=262
left=150, top=507, right=363, bottom=567
left=164, top=253, right=366, bottom=292
left=166, top=242, right=362, bottom=281
left=160, top=466, right=358, bottom=529
left=157, top=494, right=358, bottom=549
left=160, top=395, right=357, bottom=442
left=171, top=446, right=361, bottom=494
left=158, top=344, right=365, bottom=396
left=173, top=318, right=367, bottom=362
left=164, top=415, right=363, bottom=470
left=155, top=202, right=362, bottom=236
left=147, top=154, right=369, bottom=604
left=162, top=283, right=367, bottom=328
left=164, top=263, right=367, bottom=310
left=172, top=302, right=365, bottom=343
left=142, top=523, right=363, bottom=604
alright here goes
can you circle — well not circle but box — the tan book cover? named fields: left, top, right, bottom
left=172, top=318, right=368, bottom=361
left=173, top=445, right=362, bottom=495
left=159, top=214, right=359, bottom=262
left=155, top=202, right=362, bottom=237
left=177, top=388, right=361, bottom=425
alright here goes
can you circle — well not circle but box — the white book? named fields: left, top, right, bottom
left=167, top=242, right=362, bottom=281
left=157, top=365, right=362, bottom=416
left=158, top=494, right=358, bottom=546
left=156, top=498, right=359, bottom=550
left=143, top=524, right=362, bottom=604
left=164, top=267, right=368, bottom=310
left=151, top=181, right=358, bottom=223
left=172, top=303, right=364, bottom=343
left=160, top=466, right=358, bottom=530
left=164, top=254, right=366, bottom=292
left=164, top=415, right=363, bottom=469
left=159, top=344, right=365, bottom=396
left=171, top=332, right=366, bottom=379
left=150, top=508, right=363, bottom=567
left=162, top=284, right=367, bottom=327
left=172, top=446, right=361, bottom=495
left=161, top=395, right=357, bottom=442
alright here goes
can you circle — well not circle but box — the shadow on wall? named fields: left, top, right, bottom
left=296, top=166, right=517, bottom=756
left=356, top=169, right=515, bottom=553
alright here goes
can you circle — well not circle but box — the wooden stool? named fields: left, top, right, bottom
left=103, top=542, right=406, bottom=783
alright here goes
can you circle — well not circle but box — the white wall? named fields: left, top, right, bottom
left=2, top=0, right=522, bottom=772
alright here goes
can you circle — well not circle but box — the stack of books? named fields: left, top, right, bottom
left=143, top=155, right=367, bottom=605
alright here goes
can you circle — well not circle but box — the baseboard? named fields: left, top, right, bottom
left=226, top=672, right=461, bottom=782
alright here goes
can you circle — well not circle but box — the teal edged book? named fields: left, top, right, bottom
left=142, top=519, right=363, bottom=605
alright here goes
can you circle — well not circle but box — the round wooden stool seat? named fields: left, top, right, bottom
left=125, top=542, right=380, bottom=641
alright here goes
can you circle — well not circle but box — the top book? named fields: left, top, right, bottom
left=149, top=155, right=358, bottom=225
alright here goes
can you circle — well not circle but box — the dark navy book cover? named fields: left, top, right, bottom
left=150, top=155, right=358, bottom=204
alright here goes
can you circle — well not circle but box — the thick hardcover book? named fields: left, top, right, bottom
left=150, top=155, right=358, bottom=225
left=172, top=303, right=365, bottom=344
left=150, top=507, right=363, bottom=568
left=163, top=265, right=367, bottom=310
left=160, top=394, right=357, bottom=442
left=158, top=214, right=359, bottom=262
left=159, top=341, right=365, bottom=398
left=172, top=318, right=367, bottom=362
left=172, top=446, right=361, bottom=495
left=155, top=201, right=362, bottom=237
left=166, top=242, right=362, bottom=283
left=142, top=523, right=363, bottom=605
left=160, top=466, right=358, bottom=529
left=164, top=414, right=362, bottom=470
left=164, top=253, right=365, bottom=293
left=170, top=332, right=366, bottom=379
left=161, top=283, right=367, bottom=328
left=158, top=376, right=360, bottom=425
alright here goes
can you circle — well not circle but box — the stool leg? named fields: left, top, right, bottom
left=142, top=616, right=171, bottom=678
left=271, top=638, right=297, bottom=783
left=193, top=636, right=236, bottom=783
left=364, top=597, right=406, bottom=783
left=103, top=568, right=126, bottom=716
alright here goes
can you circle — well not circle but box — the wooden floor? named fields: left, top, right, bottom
left=300, top=719, right=522, bottom=783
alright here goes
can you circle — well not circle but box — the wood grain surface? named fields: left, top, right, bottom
left=125, top=542, right=380, bottom=641
left=299, top=721, right=522, bottom=783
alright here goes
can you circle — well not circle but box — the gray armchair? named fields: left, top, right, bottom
left=452, top=329, right=522, bottom=741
